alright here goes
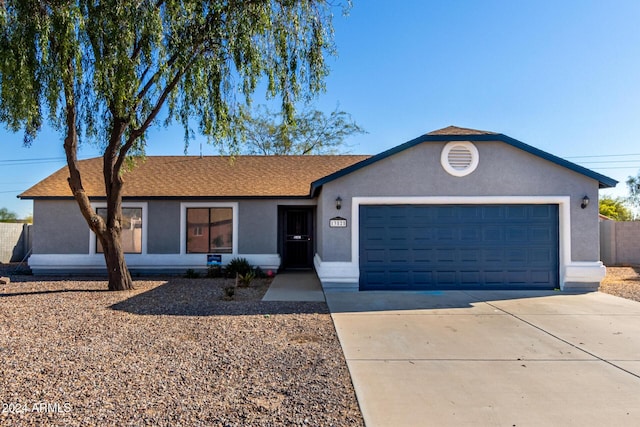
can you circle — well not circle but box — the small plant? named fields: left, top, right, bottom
left=238, top=270, right=256, bottom=287
left=225, top=257, right=252, bottom=278
left=253, top=266, right=265, bottom=278
left=223, top=284, right=236, bottom=300
left=184, top=268, right=201, bottom=278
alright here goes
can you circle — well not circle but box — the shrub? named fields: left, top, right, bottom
left=225, top=257, right=252, bottom=278
left=238, top=270, right=256, bottom=287
left=253, top=266, right=274, bottom=279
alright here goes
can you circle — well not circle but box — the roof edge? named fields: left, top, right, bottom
left=311, top=132, right=618, bottom=193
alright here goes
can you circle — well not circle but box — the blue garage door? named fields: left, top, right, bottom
left=359, top=204, right=559, bottom=290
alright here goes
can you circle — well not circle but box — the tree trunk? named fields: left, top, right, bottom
left=101, top=227, right=134, bottom=291
left=60, top=46, right=134, bottom=291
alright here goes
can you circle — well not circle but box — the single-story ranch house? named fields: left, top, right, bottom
left=19, top=126, right=617, bottom=292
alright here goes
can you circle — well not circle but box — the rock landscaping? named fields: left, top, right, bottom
left=0, top=271, right=363, bottom=426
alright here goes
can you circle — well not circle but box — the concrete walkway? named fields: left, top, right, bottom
left=325, top=290, right=640, bottom=427
left=261, top=271, right=325, bottom=302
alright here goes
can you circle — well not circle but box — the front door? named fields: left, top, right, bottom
left=281, top=207, right=314, bottom=269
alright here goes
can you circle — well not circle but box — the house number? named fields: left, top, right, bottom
left=330, top=218, right=347, bottom=228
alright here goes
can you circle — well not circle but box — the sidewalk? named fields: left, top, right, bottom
left=261, top=271, right=325, bottom=302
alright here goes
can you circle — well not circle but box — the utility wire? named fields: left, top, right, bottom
left=565, top=153, right=640, bottom=159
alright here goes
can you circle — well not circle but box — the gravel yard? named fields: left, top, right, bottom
left=599, top=266, right=640, bottom=302
left=1, top=264, right=638, bottom=426
left=0, top=268, right=364, bottom=427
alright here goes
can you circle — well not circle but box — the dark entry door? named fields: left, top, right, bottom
left=282, top=208, right=314, bottom=269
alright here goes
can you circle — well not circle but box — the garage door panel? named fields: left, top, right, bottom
left=460, top=227, right=481, bottom=241
left=531, top=205, right=553, bottom=218
left=483, top=248, right=504, bottom=262
left=506, top=226, right=527, bottom=241
left=362, top=248, right=386, bottom=263
left=530, top=270, right=553, bottom=283
left=460, top=271, right=480, bottom=284
left=436, top=271, right=457, bottom=284
left=413, top=271, right=434, bottom=284
left=460, top=248, right=480, bottom=262
left=506, top=248, right=527, bottom=264
left=530, top=226, right=554, bottom=240
left=359, top=204, right=559, bottom=290
left=505, top=205, right=527, bottom=219
left=483, top=226, right=504, bottom=241
left=484, top=271, right=504, bottom=284
left=530, top=247, right=553, bottom=264
left=389, top=270, right=410, bottom=284
left=389, top=249, right=410, bottom=263
left=436, top=248, right=456, bottom=262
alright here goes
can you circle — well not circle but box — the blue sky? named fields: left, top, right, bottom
left=2, top=0, right=640, bottom=218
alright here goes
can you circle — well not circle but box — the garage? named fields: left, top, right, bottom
left=359, top=204, right=559, bottom=290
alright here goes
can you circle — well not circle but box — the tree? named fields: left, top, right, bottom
left=627, top=173, right=640, bottom=208
left=233, top=105, right=365, bottom=155
left=599, top=196, right=633, bottom=221
left=0, top=207, right=18, bottom=222
left=0, top=0, right=344, bottom=290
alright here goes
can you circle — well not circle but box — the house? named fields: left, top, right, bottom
left=19, top=126, right=617, bottom=291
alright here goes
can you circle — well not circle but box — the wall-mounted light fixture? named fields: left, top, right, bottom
left=335, top=196, right=342, bottom=210
left=581, top=195, right=590, bottom=209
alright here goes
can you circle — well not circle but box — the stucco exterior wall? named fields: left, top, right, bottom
left=147, top=201, right=180, bottom=254
left=32, top=199, right=315, bottom=256
left=317, top=141, right=600, bottom=263
left=238, top=200, right=278, bottom=254
left=33, top=200, right=89, bottom=254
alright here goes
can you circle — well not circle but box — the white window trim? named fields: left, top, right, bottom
left=89, top=202, right=148, bottom=255
left=180, top=202, right=239, bottom=255
left=441, top=141, right=479, bottom=177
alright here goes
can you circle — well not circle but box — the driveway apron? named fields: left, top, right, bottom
left=326, top=290, right=640, bottom=427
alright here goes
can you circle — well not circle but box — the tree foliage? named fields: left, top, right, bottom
left=0, top=0, right=344, bottom=290
left=232, top=105, right=365, bottom=155
left=0, top=207, right=18, bottom=222
left=627, top=173, right=640, bottom=208
left=599, top=196, right=633, bottom=221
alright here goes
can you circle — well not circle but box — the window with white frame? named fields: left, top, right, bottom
left=186, top=207, right=233, bottom=253
left=95, top=207, right=144, bottom=254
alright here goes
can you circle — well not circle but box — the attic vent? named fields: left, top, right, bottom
left=448, top=146, right=473, bottom=170
left=441, top=141, right=479, bottom=177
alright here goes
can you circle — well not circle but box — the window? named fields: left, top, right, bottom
left=95, top=207, right=143, bottom=253
left=186, top=207, right=233, bottom=253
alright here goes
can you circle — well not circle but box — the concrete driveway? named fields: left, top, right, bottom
left=325, top=290, right=640, bottom=427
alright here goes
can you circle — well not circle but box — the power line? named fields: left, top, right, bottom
left=0, top=156, right=95, bottom=167
left=590, top=166, right=639, bottom=170
left=565, top=153, right=640, bottom=159
left=576, top=160, right=640, bottom=164
left=0, top=156, right=66, bottom=163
